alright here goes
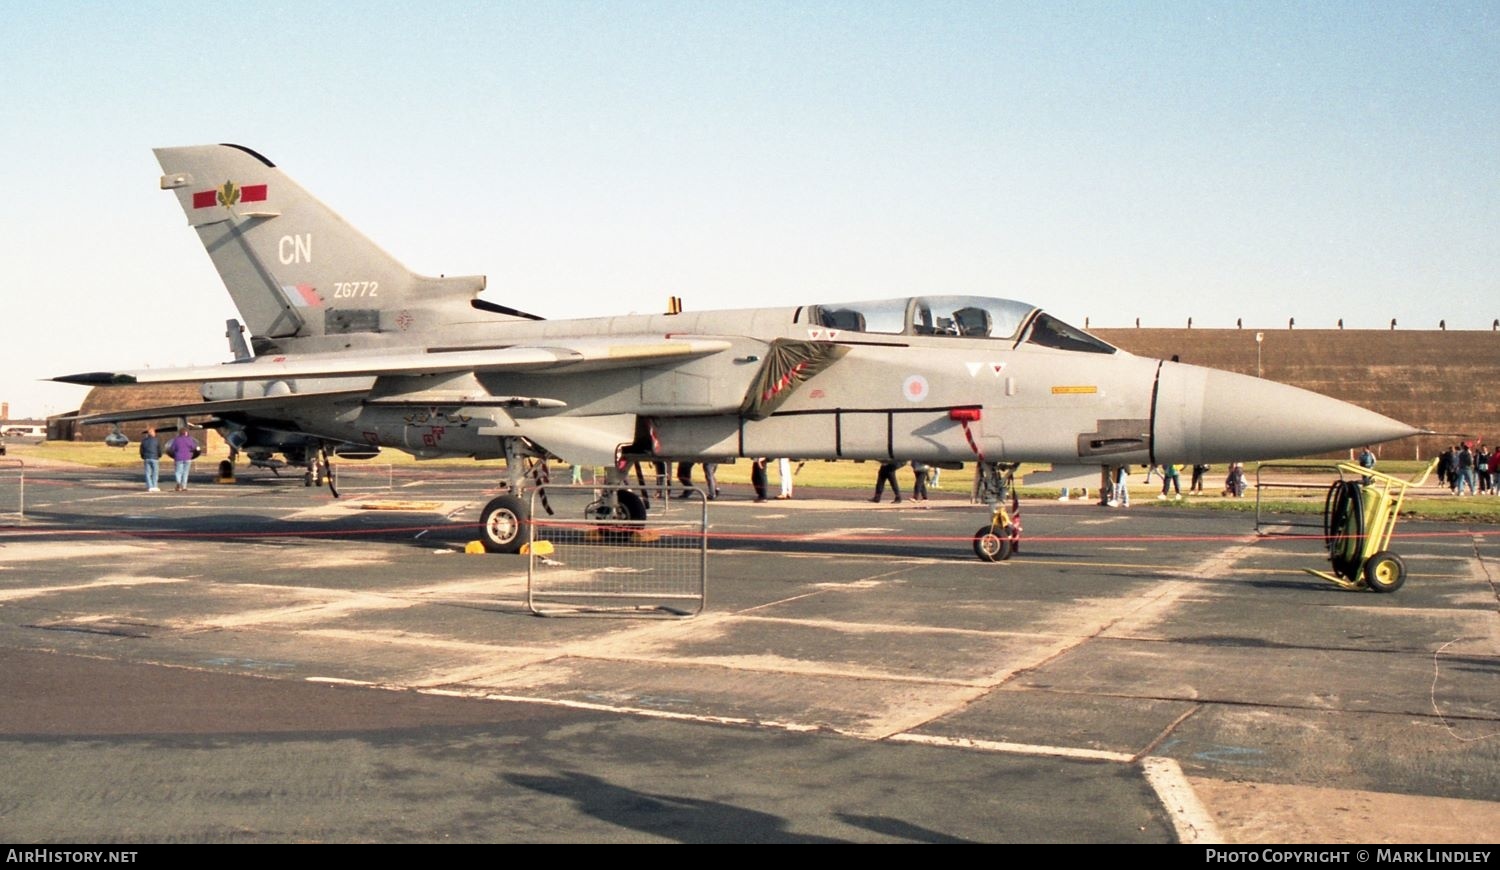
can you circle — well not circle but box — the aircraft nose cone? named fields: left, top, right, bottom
left=1155, top=365, right=1420, bottom=463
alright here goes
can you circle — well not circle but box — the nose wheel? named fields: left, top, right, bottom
left=973, top=526, right=1015, bottom=562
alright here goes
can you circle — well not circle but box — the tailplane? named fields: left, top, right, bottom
left=155, top=143, right=490, bottom=353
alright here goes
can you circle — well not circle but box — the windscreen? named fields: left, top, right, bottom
left=1023, top=313, right=1116, bottom=354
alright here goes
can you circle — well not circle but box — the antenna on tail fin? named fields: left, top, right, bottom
left=225, top=320, right=251, bottom=361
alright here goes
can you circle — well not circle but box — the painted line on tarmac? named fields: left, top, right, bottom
left=410, top=685, right=1157, bottom=765
left=887, top=732, right=1133, bottom=763
left=1141, top=756, right=1224, bottom=845
left=417, top=686, right=826, bottom=732
left=0, top=576, right=186, bottom=601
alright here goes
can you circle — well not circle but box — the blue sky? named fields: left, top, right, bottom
left=2, top=1, right=1496, bottom=417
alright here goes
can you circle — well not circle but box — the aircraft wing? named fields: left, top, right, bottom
left=60, top=389, right=369, bottom=425
left=55, top=336, right=733, bottom=386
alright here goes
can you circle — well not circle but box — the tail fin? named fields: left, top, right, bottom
left=154, top=144, right=488, bottom=352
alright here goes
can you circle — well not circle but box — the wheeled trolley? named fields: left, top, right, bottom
left=1307, top=462, right=1411, bottom=592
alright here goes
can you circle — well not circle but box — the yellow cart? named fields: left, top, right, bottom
left=1306, top=462, right=1411, bottom=592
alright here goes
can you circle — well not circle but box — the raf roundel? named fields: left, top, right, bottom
left=902, top=374, right=930, bottom=402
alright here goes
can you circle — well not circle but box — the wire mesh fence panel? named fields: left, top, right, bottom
left=1254, top=462, right=1348, bottom=535
left=329, top=463, right=394, bottom=492
left=526, top=484, right=706, bottom=617
left=0, top=460, right=24, bottom=523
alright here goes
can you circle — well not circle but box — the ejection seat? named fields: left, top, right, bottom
left=953, top=306, right=993, bottom=337
left=821, top=308, right=866, bottom=332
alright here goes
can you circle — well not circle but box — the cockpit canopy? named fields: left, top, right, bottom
left=807, top=296, right=1115, bottom=354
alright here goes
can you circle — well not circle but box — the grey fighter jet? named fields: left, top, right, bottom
left=58, top=144, right=1418, bottom=551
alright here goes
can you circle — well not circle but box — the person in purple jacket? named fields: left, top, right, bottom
left=166, top=430, right=200, bottom=491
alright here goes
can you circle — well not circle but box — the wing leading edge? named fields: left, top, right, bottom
left=55, top=336, right=733, bottom=386
left=60, top=389, right=370, bottom=426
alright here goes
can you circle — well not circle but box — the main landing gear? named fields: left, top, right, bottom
left=479, top=441, right=656, bottom=553
left=480, top=494, right=530, bottom=554
left=300, top=444, right=339, bottom=497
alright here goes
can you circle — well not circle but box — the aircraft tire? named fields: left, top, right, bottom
left=618, top=489, right=647, bottom=521
left=217, top=459, right=235, bottom=481
left=481, top=494, right=530, bottom=554
left=593, top=489, right=647, bottom=543
left=1363, top=550, right=1406, bottom=593
left=973, top=526, right=1013, bottom=563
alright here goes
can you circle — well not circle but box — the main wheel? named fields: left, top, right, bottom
left=973, top=525, right=1013, bottom=562
left=1363, top=550, right=1406, bottom=593
left=480, top=494, right=531, bottom=554
left=588, top=489, right=648, bottom=543
left=585, top=489, right=648, bottom=522
left=617, top=489, right=647, bottom=521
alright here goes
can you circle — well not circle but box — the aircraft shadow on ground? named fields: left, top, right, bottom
left=503, top=770, right=844, bottom=843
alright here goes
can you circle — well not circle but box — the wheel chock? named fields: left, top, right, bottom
left=464, top=540, right=487, bottom=554
left=520, top=540, right=555, bottom=556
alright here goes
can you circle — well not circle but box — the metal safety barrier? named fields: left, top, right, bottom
left=1254, top=462, right=1350, bottom=536
left=327, top=462, right=395, bottom=492
left=0, top=459, right=24, bottom=523
left=526, top=483, right=707, bottom=618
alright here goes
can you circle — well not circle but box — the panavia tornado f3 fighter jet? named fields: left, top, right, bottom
left=58, top=144, right=1419, bottom=552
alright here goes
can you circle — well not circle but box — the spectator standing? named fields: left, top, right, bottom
left=651, top=461, right=668, bottom=499
left=1456, top=444, right=1476, bottom=496
left=776, top=458, right=793, bottom=500
left=910, top=460, right=929, bottom=502
left=166, top=430, right=200, bottom=492
left=1158, top=463, right=1182, bottom=499
left=1358, top=446, right=1377, bottom=484
left=750, top=458, right=768, bottom=502
left=702, top=462, right=720, bottom=500
left=870, top=461, right=903, bottom=503
left=1190, top=463, right=1209, bottom=494
left=1108, top=465, right=1131, bottom=508
left=139, top=427, right=162, bottom=492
